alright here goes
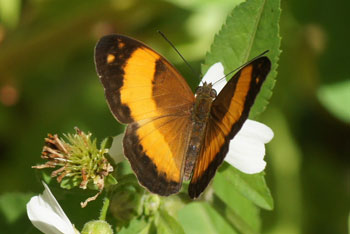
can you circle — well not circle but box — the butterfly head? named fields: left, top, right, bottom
left=195, top=82, right=217, bottom=99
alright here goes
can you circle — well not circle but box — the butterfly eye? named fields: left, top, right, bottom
left=195, top=86, right=203, bottom=94
left=210, top=89, right=217, bottom=98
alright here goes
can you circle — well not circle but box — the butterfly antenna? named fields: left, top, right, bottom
left=212, top=50, right=269, bottom=86
left=158, top=30, right=201, bottom=79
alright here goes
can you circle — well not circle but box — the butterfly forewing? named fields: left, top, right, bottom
left=189, top=57, right=271, bottom=198
left=95, top=34, right=195, bottom=195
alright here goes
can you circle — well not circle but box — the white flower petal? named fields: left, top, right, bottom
left=27, top=182, right=76, bottom=234
left=237, top=119, right=274, bottom=143
left=109, top=133, right=125, bottom=164
left=201, top=62, right=226, bottom=93
left=225, top=120, right=273, bottom=174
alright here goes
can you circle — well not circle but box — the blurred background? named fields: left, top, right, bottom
left=0, top=0, right=348, bottom=233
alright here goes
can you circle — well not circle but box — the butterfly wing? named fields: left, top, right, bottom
left=189, top=57, right=271, bottom=198
left=95, top=34, right=195, bottom=195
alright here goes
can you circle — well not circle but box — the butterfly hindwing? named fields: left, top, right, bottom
left=189, top=57, right=271, bottom=198
left=124, top=115, right=192, bottom=195
left=95, top=34, right=195, bottom=195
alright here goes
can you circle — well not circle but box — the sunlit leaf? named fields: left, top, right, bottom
left=213, top=172, right=261, bottom=232
left=317, top=80, right=350, bottom=123
left=202, top=0, right=281, bottom=118
left=157, top=209, right=185, bottom=234
left=209, top=194, right=258, bottom=234
left=178, top=202, right=237, bottom=234
left=0, top=0, right=21, bottom=28
left=217, top=164, right=273, bottom=210
left=118, top=217, right=150, bottom=234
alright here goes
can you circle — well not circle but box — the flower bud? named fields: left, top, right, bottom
left=143, top=194, right=161, bottom=216
left=81, top=220, right=113, bottom=234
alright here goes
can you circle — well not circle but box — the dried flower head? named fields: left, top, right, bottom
left=33, top=127, right=115, bottom=207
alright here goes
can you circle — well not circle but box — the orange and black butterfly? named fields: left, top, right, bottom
left=94, top=34, right=271, bottom=198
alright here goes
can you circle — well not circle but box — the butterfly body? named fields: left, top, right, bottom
left=95, top=34, right=271, bottom=198
left=184, top=83, right=216, bottom=180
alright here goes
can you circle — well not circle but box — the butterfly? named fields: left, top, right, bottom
left=94, top=34, right=271, bottom=198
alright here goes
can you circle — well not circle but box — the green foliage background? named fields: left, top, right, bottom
left=0, top=0, right=348, bottom=233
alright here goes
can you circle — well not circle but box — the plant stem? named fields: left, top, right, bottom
left=99, top=196, right=110, bottom=220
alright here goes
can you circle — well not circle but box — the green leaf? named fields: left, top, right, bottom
left=41, top=170, right=53, bottom=185
left=100, top=136, right=113, bottom=150
left=213, top=173, right=261, bottom=233
left=317, top=80, right=350, bottom=123
left=118, top=217, right=150, bottom=234
left=209, top=194, right=258, bottom=234
left=60, top=176, right=81, bottom=190
left=217, top=164, right=273, bottom=210
left=202, top=0, right=281, bottom=118
left=178, top=202, right=237, bottom=234
left=114, top=174, right=143, bottom=193
left=110, top=189, right=143, bottom=227
left=0, top=0, right=21, bottom=28
left=155, top=208, right=185, bottom=234
left=104, top=174, right=118, bottom=187
left=0, top=192, right=34, bottom=224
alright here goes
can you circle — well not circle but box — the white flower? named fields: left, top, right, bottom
left=202, top=62, right=274, bottom=174
left=26, top=182, right=78, bottom=234
left=225, top=119, right=273, bottom=174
